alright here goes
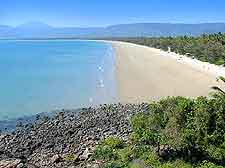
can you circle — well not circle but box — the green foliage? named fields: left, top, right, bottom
left=95, top=96, right=225, bottom=167
left=117, top=146, right=134, bottom=163
left=206, top=146, right=225, bottom=161
left=159, top=160, right=192, bottom=168
left=94, top=137, right=126, bottom=161
left=63, top=153, right=77, bottom=162
left=197, top=161, right=224, bottom=168
left=101, top=137, right=125, bottom=149
left=131, top=113, right=160, bottom=145
left=102, top=162, right=125, bottom=168
left=127, top=162, right=144, bottom=168
left=212, top=76, right=225, bottom=95
left=94, top=145, right=116, bottom=161
left=140, top=150, right=160, bottom=167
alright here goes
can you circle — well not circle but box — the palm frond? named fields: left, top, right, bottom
left=219, top=76, right=225, bottom=83
left=211, top=86, right=225, bottom=94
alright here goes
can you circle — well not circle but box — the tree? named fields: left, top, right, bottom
left=212, top=76, right=225, bottom=95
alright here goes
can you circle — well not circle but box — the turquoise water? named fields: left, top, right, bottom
left=0, top=40, right=118, bottom=120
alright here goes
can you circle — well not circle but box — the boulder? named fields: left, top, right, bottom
left=0, top=159, right=21, bottom=168
left=51, top=154, right=62, bottom=163
left=79, top=148, right=92, bottom=161
left=158, top=144, right=173, bottom=159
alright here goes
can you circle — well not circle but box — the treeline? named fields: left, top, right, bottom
left=94, top=93, right=225, bottom=167
left=117, top=33, right=225, bottom=65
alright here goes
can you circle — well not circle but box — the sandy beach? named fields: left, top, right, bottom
left=111, top=41, right=224, bottom=103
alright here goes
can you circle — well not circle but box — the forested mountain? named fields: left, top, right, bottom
left=1, top=22, right=225, bottom=39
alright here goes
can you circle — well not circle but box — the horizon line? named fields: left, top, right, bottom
left=2, top=21, right=225, bottom=29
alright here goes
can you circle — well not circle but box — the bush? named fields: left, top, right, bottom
left=159, top=160, right=192, bottom=168
left=94, top=137, right=125, bottom=161
left=140, top=150, right=160, bottom=167
left=117, top=146, right=134, bottom=163
left=197, top=161, right=224, bottom=168
left=102, top=162, right=124, bottom=168
left=128, top=162, right=144, bottom=168
left=94, top=146, right=116, bottom=161
left=131, top=113, right=160, bottom=145
left=101, top=137, right=125, bottom=149
left=94, top=95, right=225, bottom=167
left=63, top=153, right=77, bottom=162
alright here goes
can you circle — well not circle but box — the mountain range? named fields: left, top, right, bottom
left=1, top=22, right=225, bottom=39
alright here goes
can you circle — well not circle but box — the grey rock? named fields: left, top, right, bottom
left=51, top=154, right=62, bottom=163
left=159, top=144, right=173, bottom=159
left=79, top=148, right=92, bottom=161
left=16, top=163, right=24, bottom=168
left=0, top=159, right=21, bottom=168
left=0, top=103, right=149, bottom=167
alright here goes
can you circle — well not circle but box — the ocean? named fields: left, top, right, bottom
left=0, top=40, right=118, bottom=120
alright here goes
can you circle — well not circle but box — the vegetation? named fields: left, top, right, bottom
left=212, top=76, right=225, bottom=94
left=63, top=153, right=77, bottom=162
left=119, top=33, right=225, bottom=65
left=94, top=90, right=225, bottom=167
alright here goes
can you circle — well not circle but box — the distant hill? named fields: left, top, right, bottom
left=0, top=25, right=14, bottom=38
left=16, top=21, right=53, bottom=30
left=1, top=22, right=225, bottom=39
left=104, top=23, right=225, bottom=37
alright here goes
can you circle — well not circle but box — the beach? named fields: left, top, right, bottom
left=111, top=41, right=224, bottom=103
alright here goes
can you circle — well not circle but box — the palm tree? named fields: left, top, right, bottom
left=212, top=76, right=225, bottom=94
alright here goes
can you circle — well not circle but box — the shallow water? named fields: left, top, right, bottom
left=0, top=40, right=118, bottom=120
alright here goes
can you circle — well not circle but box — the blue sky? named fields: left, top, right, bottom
left=1, top=0, right=225, bottom=27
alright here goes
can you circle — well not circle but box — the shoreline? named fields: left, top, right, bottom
left=0, top=103, right=149, bottom=167
left=110, top=41, right=224, bottom=103
left=0, top=39, right=224, bottom=123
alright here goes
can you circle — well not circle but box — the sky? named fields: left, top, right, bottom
left=1, top=0, right=225, bottom=27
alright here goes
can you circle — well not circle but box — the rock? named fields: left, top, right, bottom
left=79, top=148, right=92, bottom=161
left=0, top=159, right=21, bottom=168
left=51, top=154, right=62, bottom=163
left=0, top=103, right=149, bottom=167
left=16, top=163, right=24, bottom=168
left=0, top=134, right=6, bottom=141
left=158, top=144, right=173, bottom=159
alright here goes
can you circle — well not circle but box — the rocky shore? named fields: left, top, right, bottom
left=0, top=103, right=149, bottom=168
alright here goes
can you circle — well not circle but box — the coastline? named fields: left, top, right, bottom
left=1, top=40, right=225, bottom=167
left=0, top=39, right=224, bottom=122
left=110, top=41, right=224, bottom=103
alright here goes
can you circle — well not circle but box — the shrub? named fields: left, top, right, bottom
left=102, top=162, right=124, bottom=168
left=94, top=145, right=116, bottom=161
left=159, top=160, right=192, bottom=168
left=94, top=137, right=125, bottom=161
left=117, top=146, right=134, bottom=163
left=63, top=153, right=77, bottom=162
left=140, top=150, right=160, bottom=167
left=128, top=162, right=144, bottom=168
left=94, top=96, right=225, bottom=167
left=197, top=161, right=224, bottom=168
left=101, top=137, right=125, bottom=149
